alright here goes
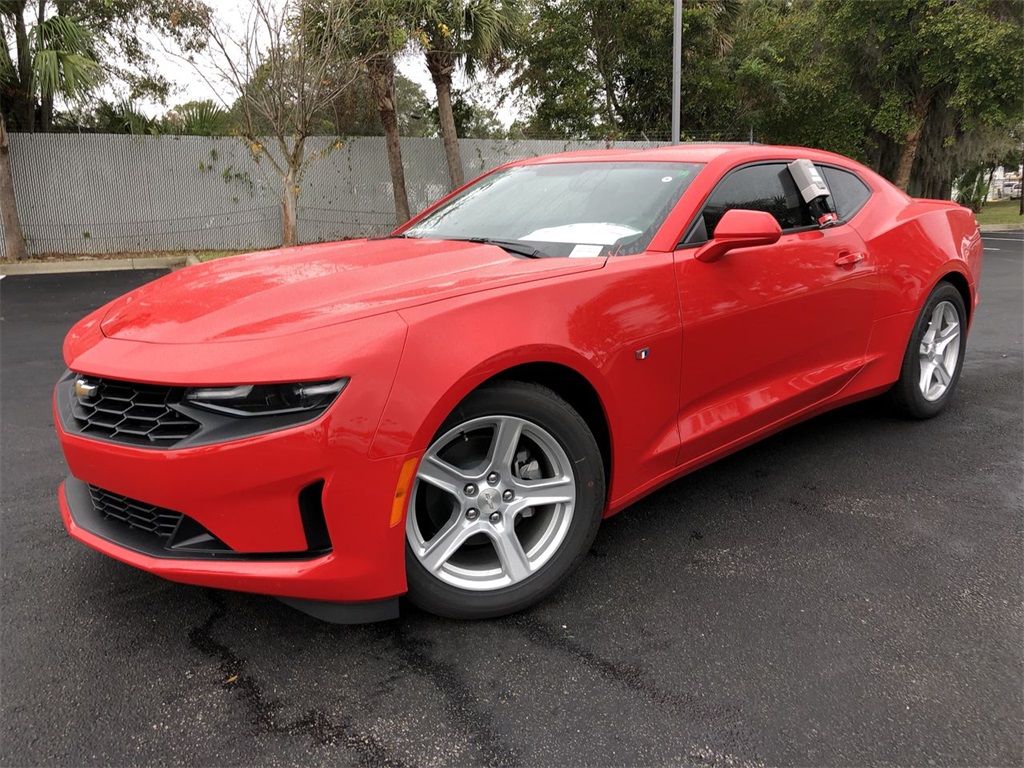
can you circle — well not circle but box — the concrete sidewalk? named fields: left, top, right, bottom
left=2, top=227, right=1021, bottom=276
left=0, top=254, right=194, bottom=276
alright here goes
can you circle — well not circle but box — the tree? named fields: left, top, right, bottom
left=205, top=0, right=362, bottom=246
left=0, top=114, right=27, bottom=260
left=830, top=0, right=1024, bottom=193
left=326, top=71, right=435, bottom=137
left=339, top=0, right=419, bottom=223
left=1, top=0, right=102, bottom=260
left=87, top=98, right=158, bottom=134
left=728, top=0, right=873, bottom=159
left=508, top=0, right=741, bottom=140
left=419, top=0, right=524, bottom=189
left=729, top=0, right=1023, bottom=198
left=166, top=99, right=234, bottom=136
left=2, top=0, right=212, bottom=131
left=1, top=1, right=103, bottom=131
left=434, top=88, right=505, bottom=138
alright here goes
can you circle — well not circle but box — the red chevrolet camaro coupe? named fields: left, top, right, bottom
left=55, top=144, right=983, bottom=622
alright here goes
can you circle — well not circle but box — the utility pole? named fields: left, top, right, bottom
left=671, top=0, right=681, bottom=144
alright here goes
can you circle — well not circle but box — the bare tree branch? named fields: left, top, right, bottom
left=196, top=0, right=365, bottom=245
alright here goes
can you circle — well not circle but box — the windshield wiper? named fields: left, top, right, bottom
left=451, top=237, right=543, bottom=259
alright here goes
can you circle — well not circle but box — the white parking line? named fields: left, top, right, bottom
left=981, top=236, right=1024, bottom=242
left=984, top=247, right=1001, bottom=251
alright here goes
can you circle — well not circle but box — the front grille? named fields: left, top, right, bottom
left=70, top=377, right=201, bottom=447
left=88, top=485, right=183, bottom=541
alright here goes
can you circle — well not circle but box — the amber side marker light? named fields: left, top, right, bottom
left=390, top=457, right=420, bottom=527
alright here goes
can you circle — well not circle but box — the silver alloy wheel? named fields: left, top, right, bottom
left=406, top=415, right=577, bottom=591
left=918, top=300, right=961, bottom=402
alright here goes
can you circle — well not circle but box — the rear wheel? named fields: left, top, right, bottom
left=891, top=282, right=967, bottom=419
left=404, top=381, right=605, bottom=619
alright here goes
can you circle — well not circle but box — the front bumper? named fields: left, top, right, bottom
left=55, top=384, right=415, bottom=608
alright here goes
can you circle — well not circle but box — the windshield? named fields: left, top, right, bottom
left=402, top=161, right=703, bottom=257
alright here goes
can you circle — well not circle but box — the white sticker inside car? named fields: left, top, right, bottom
left=569, top=244, right=604, bottom=258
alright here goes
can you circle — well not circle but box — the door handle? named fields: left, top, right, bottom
left=835, top=251, right=865, bottom=267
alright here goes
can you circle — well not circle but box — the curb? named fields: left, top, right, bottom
left=0, top=256, right=186, bottom=276
left=979, top=224, right=1024, bottom=232
left=1, top=227, right=1019, bottom=277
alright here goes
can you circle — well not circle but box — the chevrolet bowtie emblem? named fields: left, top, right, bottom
left=75, top=377, right=98, bottom=399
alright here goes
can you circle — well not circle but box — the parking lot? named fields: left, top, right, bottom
left=1, top=235, right=1021, bottom=767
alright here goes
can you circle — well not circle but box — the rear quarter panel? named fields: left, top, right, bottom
left=846, top=193, right=982, bottom=393
left=856, top=198, right=982, bottom=321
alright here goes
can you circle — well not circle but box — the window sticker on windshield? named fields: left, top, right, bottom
left=661, top=176, right=673, bottom=182
left=569, top=244, right=604, bottom=258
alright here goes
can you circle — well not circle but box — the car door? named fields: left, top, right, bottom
left=672, top=161, right=877, bottom=466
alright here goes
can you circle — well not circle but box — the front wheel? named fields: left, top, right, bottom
left=404, top=381, right=605, bottom=619
left=891, top=282, right=968, bottom=419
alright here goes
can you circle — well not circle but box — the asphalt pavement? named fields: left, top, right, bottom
left=1, top=237, right=1022, bottom=767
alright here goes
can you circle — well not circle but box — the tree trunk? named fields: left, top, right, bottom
left=12, top=3, right=36, bottom=131
left=982, top=166, right=996, bottom=211
left=427, top=51, right=464, bottom=190
left=368, top=56, right=410, bottom=224
left=894, top=95, right=930, bottom=193
left=41, top=96, right=54, bottom=133
left=0, top=116, right=29, bottom=261
left=281, top=167, right=298, bottom=247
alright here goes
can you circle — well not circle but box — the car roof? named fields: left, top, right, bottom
left=517, top=143, right=860, bottom=169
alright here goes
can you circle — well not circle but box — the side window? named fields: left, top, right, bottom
left=686, top=163, right=811, bottom=244
left=821, top=166, right=871, bottom=221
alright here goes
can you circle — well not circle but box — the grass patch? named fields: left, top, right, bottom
left=6, top=249, right=260, bottom=264
left=193, top=250, right=243, bottom=262
left=975, top=199, right=1024, bottom=226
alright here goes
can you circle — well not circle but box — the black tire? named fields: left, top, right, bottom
left=891, top=282, right=968, bottom=419
left=404, top=381, right=605, bottom=619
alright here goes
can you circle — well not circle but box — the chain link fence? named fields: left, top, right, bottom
left=1, top=134, right=685, bottom=258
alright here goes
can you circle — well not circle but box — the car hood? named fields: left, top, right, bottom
left=99, top=238, right=606, bottom=344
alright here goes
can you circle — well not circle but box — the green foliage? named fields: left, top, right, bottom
left=419, top=0, right=526, bottom=76
left=57, top=0, right=212, bottom=102
left=432, top=88, right=504, bottom=138
left=509, top=0, right=742, bottom=140
left=954, top=165, right=990, bottom=211
left=30, top=14, right=101, bottom=98
left=725, top=0, right=1023, bottom=195
left=728, top=0, right=874, bottom=159
left=87, top=99, right=158, bottom=133
left=1, top=2, right=104, bottom=129
left=170, top=100, right=233, bottom=136
left=2, top=0, right=213, bottom=131
left=323, top=72, right=435, bottom=136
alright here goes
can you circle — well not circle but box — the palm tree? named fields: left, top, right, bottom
left=1, top=2, right=103, bottom=131
left=0, top=114, right=28, bottom=261
left=420, top=0, right=524, bottom=190
left=343, top=0, right=417, bottom=223
left=0, top=1, right=101, bottom=260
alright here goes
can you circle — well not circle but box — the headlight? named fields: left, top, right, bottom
left=183, top=378, right=349, bottom=417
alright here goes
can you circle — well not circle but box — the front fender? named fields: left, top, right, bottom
left=368, top=255, right=685, bottom=507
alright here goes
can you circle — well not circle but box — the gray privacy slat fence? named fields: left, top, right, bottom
left=1, top=134, right=665, bottom=258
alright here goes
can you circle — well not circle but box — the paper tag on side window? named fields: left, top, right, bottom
left=569, top=244, right=604, bottom=258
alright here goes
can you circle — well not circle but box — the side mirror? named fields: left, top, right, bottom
left=694, top=209, right=783, bottom=263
